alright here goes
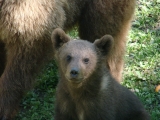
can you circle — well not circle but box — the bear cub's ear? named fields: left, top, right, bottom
left=51, top=28, right=70, bottom=50
left=94, top=35, right=114, bottom=56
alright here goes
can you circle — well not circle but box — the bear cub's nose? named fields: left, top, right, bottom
left=70, top=69, right=79, bottom=78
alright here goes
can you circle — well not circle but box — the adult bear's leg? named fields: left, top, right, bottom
left=0, top=40, right=53, bottom=119
left=0, top=41, right=6, bottom=77
left=79, top=0, right=136, bottom=82
left=106, top=22, right=133, bottom=82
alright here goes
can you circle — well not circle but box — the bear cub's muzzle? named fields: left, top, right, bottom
left=66, top=67, right=84, bottom=84
left=70, top=68, right=79, bottom=79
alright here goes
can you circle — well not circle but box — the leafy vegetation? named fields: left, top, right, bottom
left=16, top=0, right=160, bottom=120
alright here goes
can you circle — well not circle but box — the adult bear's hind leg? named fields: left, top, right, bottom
left=78, top=0, right=136, bottom=82
left=106, top=22, right=132, bottom=82
left=0, top=40, right=53, bottom=119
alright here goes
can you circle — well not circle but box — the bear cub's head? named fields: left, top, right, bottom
left=51, top=28, right=114, bottom=85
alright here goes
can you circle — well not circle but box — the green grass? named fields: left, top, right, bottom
left=16, top=62, right=58, bottom=120
left=123, top=0, right=160, bottom=119
left=16, top=0, right=160, bottom=120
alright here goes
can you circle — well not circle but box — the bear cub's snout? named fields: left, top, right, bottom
left=70, top=68, right=79, bottom=78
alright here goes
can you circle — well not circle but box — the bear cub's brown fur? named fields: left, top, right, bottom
left=51, top=28, right=150, bottom=120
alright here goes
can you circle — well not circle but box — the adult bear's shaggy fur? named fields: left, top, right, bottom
left=0, top=0, right=136, bottom=119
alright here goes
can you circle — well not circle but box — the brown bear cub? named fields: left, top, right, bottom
left=51, top=28, right=150, bottom=120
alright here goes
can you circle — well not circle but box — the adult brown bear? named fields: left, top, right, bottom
left=0, top=0, right=136, bottom=119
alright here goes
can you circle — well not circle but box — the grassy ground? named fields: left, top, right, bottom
left=16, top=0, right=160, bottom=120
left=123, top=1, right=160, bottom=119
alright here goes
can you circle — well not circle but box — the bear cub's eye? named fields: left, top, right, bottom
left=66, top=55, right=72, bottom=62
left=83, top=58, right=89, bottom=64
